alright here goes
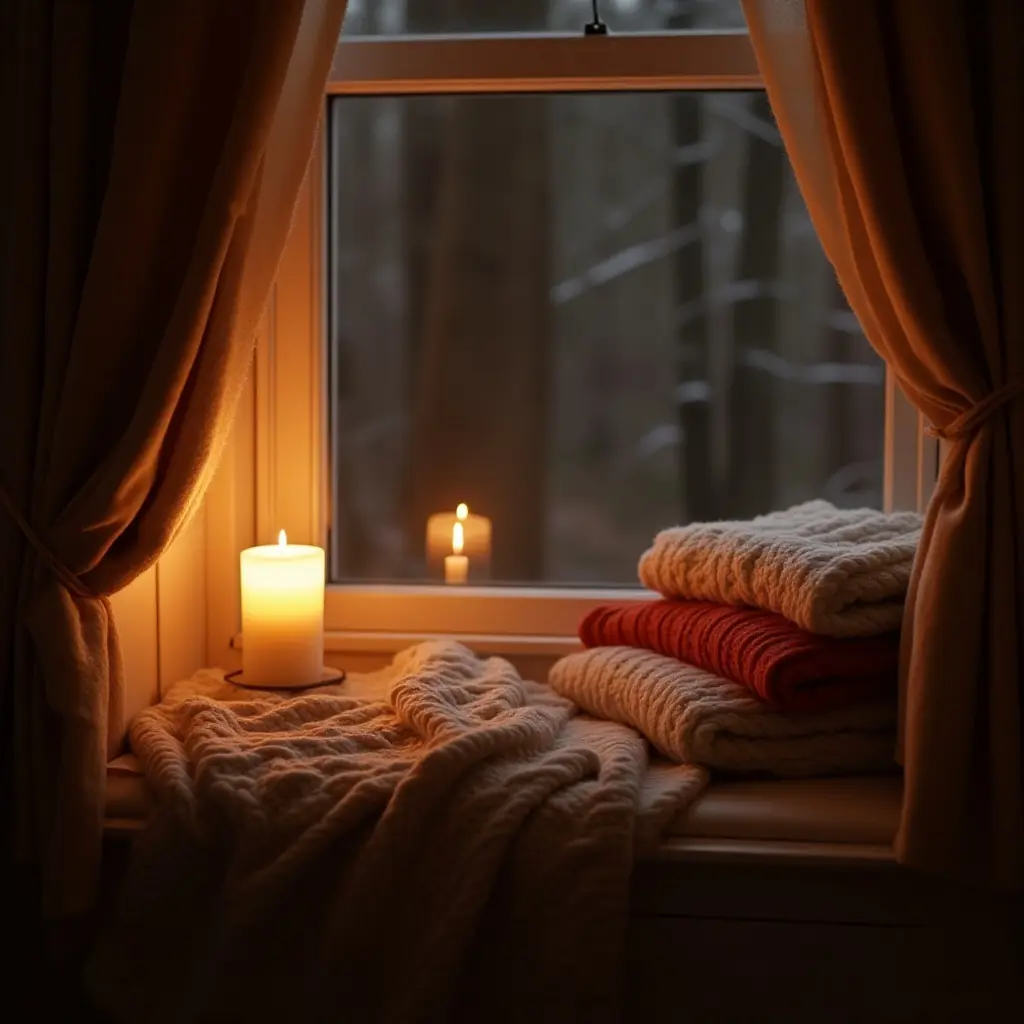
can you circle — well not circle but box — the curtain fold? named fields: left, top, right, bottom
left=742, top=0, right=1024, bottom=887
left=0, top=0, right=348, bottom=916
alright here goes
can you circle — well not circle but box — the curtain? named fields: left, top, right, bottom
left=742, top=0, right=1024, bottom=887
left=0, top=0, right=348, bottom=916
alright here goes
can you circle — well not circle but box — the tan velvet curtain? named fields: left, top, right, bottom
left=0, top=0, right=348, bottom=915
left=743, top=0, right=1024, bottom=887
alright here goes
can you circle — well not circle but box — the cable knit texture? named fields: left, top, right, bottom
left=638, top=500, right=922, bottom=637
left=548, top=647, right=897, bottom=777
left=87, top=641, right=707, bottom=1024
left=580, top=600, right=900, bottom=713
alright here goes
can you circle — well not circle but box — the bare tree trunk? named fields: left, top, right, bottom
left=726, top=93, right=784, bottom=518
left=331, top=102, right=373, bottom=576
left=825, top=277, right=885, bottom=505
left=399, top=0, right=446, bottom=576
left=826, top=276, right=856, bottom=486
left=672, top=94, right=717, bottom=522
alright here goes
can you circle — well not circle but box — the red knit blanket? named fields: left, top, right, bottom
left=579, top=600, right=899, bottom=713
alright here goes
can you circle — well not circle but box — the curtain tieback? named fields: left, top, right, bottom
left=926, top=378, right=1024, bottom=442
left=0, top=484, right=96, bottom=599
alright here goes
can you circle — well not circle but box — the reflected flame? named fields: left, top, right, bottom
left=452, top=521, right=464, bottom=555
left=456, top=503, right=468, bottom=521
left=278, top=529, right=288, bottom=547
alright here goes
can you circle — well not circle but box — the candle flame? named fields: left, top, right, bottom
left=278, top=529, right=287, bottom=547
left=456, top=503, right=468, bottom=521
left=452, top=521, right=464, bottom=555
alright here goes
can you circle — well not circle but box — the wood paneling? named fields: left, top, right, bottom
left=109, top=565, right=158, bottom=749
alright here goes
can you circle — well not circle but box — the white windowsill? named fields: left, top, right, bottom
left=232, top=631, right=581, bottom=657
left=322, top=584, right=654, bottom=639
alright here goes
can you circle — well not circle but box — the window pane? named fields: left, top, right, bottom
left=341, top=0, right=746, bottom=35
left=327, top=92, right=885, bottom=586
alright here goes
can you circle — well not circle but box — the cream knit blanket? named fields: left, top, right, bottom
left=549, top=647, right=897, bottom=777
left=88, top=641, right=706, bottom=1024
left=639, top=500, right=922, bottom=637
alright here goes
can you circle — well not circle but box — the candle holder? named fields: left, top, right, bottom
left=225, top=667, right=345, bottom=691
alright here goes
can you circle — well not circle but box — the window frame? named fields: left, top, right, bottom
left=205, top=31, right=938, bottom=666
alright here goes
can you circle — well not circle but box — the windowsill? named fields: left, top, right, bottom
left=234, top=630, right=583, bottom=658
left=232, top=585, right=654, bottom=659
left=317, top=585, right=655, bottom=646
left=103, top=754, right=901, bottom=866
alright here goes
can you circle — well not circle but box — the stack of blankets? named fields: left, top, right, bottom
left=549, top=500, right=923, bottom=778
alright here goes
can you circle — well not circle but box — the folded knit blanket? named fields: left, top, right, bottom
left=87, top=641, right=706, bottom=1024
left=580, top=600, right=900, bottom=714
left=639, top=500, right=922, bottom=637
left=549, top=647, right=897, bottom=777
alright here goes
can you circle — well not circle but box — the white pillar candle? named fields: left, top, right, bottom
left=240, top=530, right=325, bottom=687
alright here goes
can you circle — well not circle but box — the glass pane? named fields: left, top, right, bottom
left=341, top=0, right=747, bottom=35
left=327, top=91, right=885, bottom=586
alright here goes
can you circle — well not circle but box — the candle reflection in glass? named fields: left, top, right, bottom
left=444, top=520, right=469, bottom=585
left=426, top=503, right=491, bottom=581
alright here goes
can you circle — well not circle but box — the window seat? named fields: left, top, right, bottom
left=103, top=754, right=901, bottom=862
left=101, top=756, right=1022, bottom=1020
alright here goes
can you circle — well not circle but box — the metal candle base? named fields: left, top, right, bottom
left=225, top=666, right=345, bottom=691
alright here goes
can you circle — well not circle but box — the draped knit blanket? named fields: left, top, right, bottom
left=548, top=647, right=897, bottom=777
left=638, top=500, right=923, bottom=637
left=88, top=641, right=707, bottom=1024
left=580, top=600, right=900, bottom=713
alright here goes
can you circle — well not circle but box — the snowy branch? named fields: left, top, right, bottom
left=551, top=222, right=701, bottom=304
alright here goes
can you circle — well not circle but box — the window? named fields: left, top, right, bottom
left=223, top=2, right=937, bottom=658
left=328, top=90, right=885, bottom=586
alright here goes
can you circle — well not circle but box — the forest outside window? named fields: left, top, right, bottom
left=329, top=87, right=886, bottom=586
left=251, top=0, right=934, bottom=646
